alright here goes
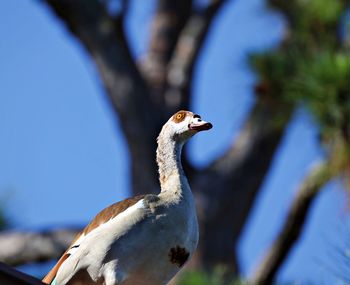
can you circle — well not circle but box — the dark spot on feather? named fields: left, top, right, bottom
left=168, top=246, right=189, bottom=267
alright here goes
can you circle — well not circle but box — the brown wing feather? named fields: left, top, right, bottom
left=83, top=195, right=146, bottom=235
left=42, top=249, right=71, bottom=284
left=42, top=232, right=82, bottom=284
left=42, top=195, right=146, bottom=284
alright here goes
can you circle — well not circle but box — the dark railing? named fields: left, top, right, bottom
left=0, top=262, right=45, bottom=285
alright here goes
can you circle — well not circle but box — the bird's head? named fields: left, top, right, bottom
left=161, top=110, right=213, bottom=144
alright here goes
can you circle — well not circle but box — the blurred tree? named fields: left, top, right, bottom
left=251, top=0, right=350, bottom=283
left=1, top=0, right=350, bottom=284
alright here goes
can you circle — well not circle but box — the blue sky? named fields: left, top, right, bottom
left=1, top=0, right=350, bottom=284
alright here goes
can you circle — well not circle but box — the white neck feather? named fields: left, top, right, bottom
left=156, top=125, right=189, bottom=198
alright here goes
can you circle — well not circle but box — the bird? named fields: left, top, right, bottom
left=42, top=110, right=212, bottom=285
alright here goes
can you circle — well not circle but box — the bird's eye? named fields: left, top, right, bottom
left=176, top=113, right=184, bottom=120
left=173, top=111, right=186, bottom=123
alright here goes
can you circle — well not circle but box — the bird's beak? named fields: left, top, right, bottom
left=189, top=120, right=213, bottom=132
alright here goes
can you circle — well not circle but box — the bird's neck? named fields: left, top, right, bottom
left=156, top=134, right=190, bottom=200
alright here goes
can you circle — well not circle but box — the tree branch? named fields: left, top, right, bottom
left=164, top=0, right=227, bottom=112
left=140, top=0, right=192, bottom=95
left=0, top=228, right=79, bottom=266
left=251, top=161, right=333, bottom=285
left=193, top=98, right=292, bottom=272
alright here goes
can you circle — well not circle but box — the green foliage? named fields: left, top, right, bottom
left=304, top=0, right=343, bottom=23
left=271, top=0, right=345, bottom=26
left=287, top=51, right=350, bottom=141
left=177, top=270, right=245, bottom=285
left=295, top=0, right=343, bottom=33
left=251, top=0, right=350, bottom=157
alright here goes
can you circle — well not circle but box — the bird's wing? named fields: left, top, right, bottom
left=42, top=195, right=146, bottom=285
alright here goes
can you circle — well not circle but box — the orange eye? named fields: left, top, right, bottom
left=173, top=111, right=186, bottom=122
left=176, top=113, right=183, bottom=120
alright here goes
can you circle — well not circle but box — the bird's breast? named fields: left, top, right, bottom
left=104, top=199, right=198, bottom=285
